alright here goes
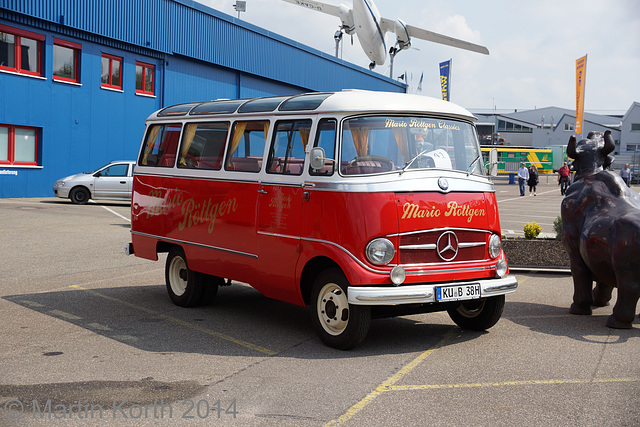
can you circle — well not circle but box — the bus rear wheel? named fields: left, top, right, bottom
left=165, top=247, right=205, bottom=307
left=310, top=268, right=370, bottom=349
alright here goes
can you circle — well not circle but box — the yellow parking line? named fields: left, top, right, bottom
left=86, top=322, right=113, bottom=331
left=18, top=300, right=45, bottom=308
left=389, top=377, right=640, bottom=391
left=48, top=309, right=82, bottom=320
left=69, top=285, right=277, bottom=356
left=324, top=329, right=457, bottom=426
left=325, top=325, right=639, bottom=426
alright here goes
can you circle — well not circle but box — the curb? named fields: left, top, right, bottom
left=509, top=266, right=572, bottom=274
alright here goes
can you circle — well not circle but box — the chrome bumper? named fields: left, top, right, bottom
left=348, top=275, right=518, bottom=306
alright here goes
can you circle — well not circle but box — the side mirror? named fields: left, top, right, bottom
left=488, top=148, right=498, bottom=177
left=310, top=147, right=327, bottom=170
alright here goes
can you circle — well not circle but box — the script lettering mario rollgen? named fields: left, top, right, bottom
left=384, top=119, right=461, bottom=131
left=146, top=189, right=238, bottom=233
left=401, top=201, right=485, bottom=223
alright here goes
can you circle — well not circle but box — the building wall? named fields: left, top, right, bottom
left=0, top=20, right=161, bottom=197
left=498, top=132, right=532, bottom=146
left=0, top=1, right=404, bottom=198
left=621, top=103, right=640, bottom=153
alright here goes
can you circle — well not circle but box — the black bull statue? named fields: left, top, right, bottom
left=561, top=130, right=640, bottom=328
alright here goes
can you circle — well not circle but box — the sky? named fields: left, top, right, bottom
left=198, top=0, right=639, bottom=114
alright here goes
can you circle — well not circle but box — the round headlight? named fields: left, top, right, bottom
left=365, top=238, right=396, bottom=265
left=488, top=234, right=501, bottom=259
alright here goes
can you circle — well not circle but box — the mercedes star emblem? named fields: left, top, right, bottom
left=438, top=177, right=449, bottom=191
left=436, top=231, right=459, bottom=261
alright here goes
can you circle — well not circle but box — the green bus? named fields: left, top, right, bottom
left=481, top=146, right=553, bottom=175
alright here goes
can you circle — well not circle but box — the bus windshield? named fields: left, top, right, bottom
left=340, top=116, right=482, bottom=176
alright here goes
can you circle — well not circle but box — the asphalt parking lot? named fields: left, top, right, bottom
left=0, top=194, right=638, bottom=426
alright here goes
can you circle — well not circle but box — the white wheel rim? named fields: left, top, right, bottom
left=169, top=256, right=188, bottom=296
left=317, top=283, right=349, bottom=336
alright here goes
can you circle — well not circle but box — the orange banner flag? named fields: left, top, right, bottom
left=575, top=55, right=587, bottom=135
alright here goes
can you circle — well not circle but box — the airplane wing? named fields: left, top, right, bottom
left=280, top=0, right=341, bottom=18
left=405, top=23, right=489, bottom=55
left=380, top=16, right=489, bottom=55
left=379, top=17, right=396, bottom=34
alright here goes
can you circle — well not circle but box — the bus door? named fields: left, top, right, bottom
left=256, top=119, right=311, bottom=303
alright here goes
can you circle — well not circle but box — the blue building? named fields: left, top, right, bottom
left=0, top=0, right=404, bottom=197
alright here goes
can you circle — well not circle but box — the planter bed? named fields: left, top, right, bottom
left=502, top=238, right=570, bottom=269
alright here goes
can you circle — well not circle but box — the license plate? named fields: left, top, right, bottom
left=436, top=283, right=481, bottom=302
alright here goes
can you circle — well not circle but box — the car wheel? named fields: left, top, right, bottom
left=70, top=187, right=90, bottom=205
left=310, top=268, right=371, bottom=349
left=165, top=247, right=205, bottom=307
left=447, top=295, right=505, bottom=331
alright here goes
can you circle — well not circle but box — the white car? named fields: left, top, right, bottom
left=53, top=161, right=135, bottom=204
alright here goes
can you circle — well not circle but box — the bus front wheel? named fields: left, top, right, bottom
left=447, top=295, right=505, bottom=331
left=310, top=268, right=371, bottom=350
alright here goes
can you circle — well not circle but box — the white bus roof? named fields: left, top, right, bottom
left=147, top=90, right=476, bottom=122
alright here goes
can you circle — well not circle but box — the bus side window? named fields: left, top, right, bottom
left=139, top=124, right=182, bottom=167
left=178, top=122, right=229, bottom=170
left=224, top=121, right=269, bottom=173
left=310, top=119, right=336, bottom=176
left=267, top=119, right=311, bottom=175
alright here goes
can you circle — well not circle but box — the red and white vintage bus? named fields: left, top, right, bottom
left=127, top=90, right=517, bottom=349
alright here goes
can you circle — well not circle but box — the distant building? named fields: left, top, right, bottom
left=473, top=103, right=640, bottom=169
left=621, top=102, right=640, bottom=154
left=473, top=102, right=640, bottom=173
left=0, top=0, right=404, bottom=198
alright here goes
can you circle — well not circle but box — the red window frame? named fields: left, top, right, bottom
left=53, top=38, right=81, bottom=83
left=101, top=53, right=123, bottom=90
left=135, top=61, right=155, bottom=95
left=0, top=124, right=39, bottom=166
left=0, top=24, right=44, bottom=77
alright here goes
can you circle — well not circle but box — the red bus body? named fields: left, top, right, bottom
left=129, top=91, right=517, bottom=349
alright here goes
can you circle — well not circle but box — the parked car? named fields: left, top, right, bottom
left=53, top=161, right=135, bottom=204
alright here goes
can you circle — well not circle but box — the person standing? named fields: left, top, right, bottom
left=528, top=164, right=539, bottom=196
left=517, top=162, right=529, bottom=196
left=620, top=163, right=632, bottom=187
left=558, top=161, right=571, bottom=195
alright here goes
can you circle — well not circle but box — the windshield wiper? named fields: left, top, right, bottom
left=466, top=154, right=481, bottom=175
left=400, top=150, right=429, bottom=175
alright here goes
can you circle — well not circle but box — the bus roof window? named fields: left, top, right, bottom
left=158, top=103, right=199, bottom=117
left=279, top=93, right=332, bottom=111
left=238, top=96, right=288, bottom=113
left=190, top=100, right=244, bottom=115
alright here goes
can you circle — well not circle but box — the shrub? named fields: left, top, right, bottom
left=524, top=221, right=542, bottom=240
left=553, top=216, right=562, bottom=240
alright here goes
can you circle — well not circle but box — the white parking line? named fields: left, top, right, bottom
left=90, top=201, right=130, bottom=222
left=497, top=188, right=559, bottom=203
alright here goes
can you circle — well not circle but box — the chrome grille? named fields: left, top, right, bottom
left=397, top=228, right=488, bottom=265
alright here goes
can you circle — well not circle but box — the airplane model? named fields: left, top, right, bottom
left=281, top=0, right=489, bottom=75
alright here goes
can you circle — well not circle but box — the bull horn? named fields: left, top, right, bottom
left=603, top=130, right=615, bottom=156
left=567, top=135, right=577, bottom=159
